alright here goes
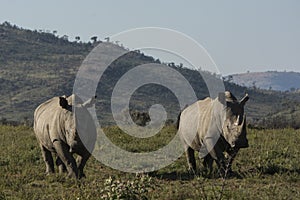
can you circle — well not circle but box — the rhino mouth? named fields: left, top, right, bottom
left=236, top=141, right=249, bottom=148
left=232, top=139, right=249, bottom=149
left=69, top=141, right=79, bottom=153
left=69, top=147, right=75, bottom=153
left=224, top=118, right=248, bottom=149
left=227, top=135, right=249, bottom=149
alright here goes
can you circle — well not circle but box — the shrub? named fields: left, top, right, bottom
left=100, top=174, right=155, bottom=200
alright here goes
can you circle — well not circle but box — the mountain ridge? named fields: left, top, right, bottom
left=228, top=71, right=300, bottom=91
left=1, top=22, right=300, bottom=128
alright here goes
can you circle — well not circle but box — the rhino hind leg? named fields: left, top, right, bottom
left=56, top=157, right=67, bottom=174
left=185, top=146, right=196, bottom=173
left=40, top=145, right=55, bottom=175
left=53, top=141, right=78, bottom=178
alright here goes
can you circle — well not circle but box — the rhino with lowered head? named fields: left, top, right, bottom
left=34, top=94, right=96, bottom=179
left=177, top=91, right=249, bottom=175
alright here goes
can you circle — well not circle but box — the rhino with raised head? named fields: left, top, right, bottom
left=177, top=91, right=249, bottom=175
left=34, top=94, right=96, bottom=179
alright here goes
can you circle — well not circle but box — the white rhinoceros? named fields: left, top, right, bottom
left=177, top=91, right=249, bottom=175
left=34, top=94, right=96, bottom=179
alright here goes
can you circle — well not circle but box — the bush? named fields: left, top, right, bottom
left=100, top=174, right=155, bottom=200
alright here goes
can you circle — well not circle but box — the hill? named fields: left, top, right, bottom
left=1, top=22, right=300, bottom=128
left=228, top=71, right=300, bottom=91
left=0, top=22, right=94, bottom=123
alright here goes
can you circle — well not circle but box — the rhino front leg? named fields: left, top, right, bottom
left=40, top=144, right=54, bottom=175
left=76, top=150, right=91, bottom=179
left=185, top=146, right=196, bottom=173
left=203, top=154, right=213, bottom=175
left=226, top=148, right=239, bottom=175
left=204, top=136, right=227, bottom=177
left=53, top=141, right=78, bottom=178
left=209, top=147, right=227, bottom=177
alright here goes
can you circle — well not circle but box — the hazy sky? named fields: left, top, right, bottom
left=1, top=0, right=299, bottom=75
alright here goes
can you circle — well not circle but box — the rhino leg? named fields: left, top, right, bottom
left=225, top=148, right=239, bottom=175
left=203, top=154, right=213, bottom=175
left=202, top=150, right=237, bottom=177
left=185, top=146, right=196, bottom=173
left=40, top=144, right=55, bottom=175
left=209, top=148, right=227, bottom=177
left=76, top=150, right=91, bottom=179
left=53, top=141, right=78, bottom=178
left=56, top=157, right=67, bottom=174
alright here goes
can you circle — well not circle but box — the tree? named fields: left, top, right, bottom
left=252, top=81, right=257, bottom=90
left=226, top=75, right=233, bottom=83
left=75, top=36, right=80, bottom=42
left=3, top=21, right=12, bottom=27
left=104, top=37, right=110, bottom=42
left=61, top=35, right=69, bottom=41
left=91, top=36, right=97, bottom=43
left=290, top=87, right=296, bottom=92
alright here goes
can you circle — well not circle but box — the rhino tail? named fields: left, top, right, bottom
left=176, top=105, right=188, bottom=129
left=176, top=111, right=181, bottom=130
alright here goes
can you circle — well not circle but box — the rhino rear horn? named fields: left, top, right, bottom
left=59, top=97, right=69, bottom=109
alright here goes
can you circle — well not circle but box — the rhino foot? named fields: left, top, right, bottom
left=78, top=172, right=86, bottom=179
left=45, top=171, right=54, bottom=176
left=67, top=171, right=78, bottom=179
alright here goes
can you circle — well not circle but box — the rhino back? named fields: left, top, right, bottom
left=179, top=97, right=214, bottom=151
left=34, top=97, right=67, bottom=151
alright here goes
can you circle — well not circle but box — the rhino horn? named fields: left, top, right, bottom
left=240, top=94, right=249, bottom=106
left=234, top=115, right=240, bottom=126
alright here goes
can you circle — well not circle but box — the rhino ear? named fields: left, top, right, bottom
left=218, top=92, right=226, bottom=105
left=59, top=96, right=69, bottom=109
left=240, top=94, right=249, bottom=106
left=82, top=96, right=97, bottom=108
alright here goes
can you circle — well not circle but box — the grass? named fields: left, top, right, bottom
left=0, top=125, right=299, bottom=199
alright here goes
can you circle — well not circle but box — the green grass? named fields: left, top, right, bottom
left=0, top=125, right=299, bottom=199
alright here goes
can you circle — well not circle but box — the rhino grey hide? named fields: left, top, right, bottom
left=178, top=91, right=249, bottom=176
left=34, top=94, right=96, bottom=179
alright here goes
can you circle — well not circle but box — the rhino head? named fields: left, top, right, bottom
left=59, top=95, right=96, bottom=153
left=220, top=92, right=249, bottom=149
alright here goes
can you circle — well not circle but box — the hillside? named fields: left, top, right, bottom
left=0, top=22, right=94, bottom=123
left=0, top=22, right=300, bottom=128
left=228, top=71, right=300, bottom=91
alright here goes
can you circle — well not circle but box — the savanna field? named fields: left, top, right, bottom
left=0, top=125, right=299, bottom=200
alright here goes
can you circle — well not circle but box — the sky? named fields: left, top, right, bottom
left=0, top=0, right=299, bottom=75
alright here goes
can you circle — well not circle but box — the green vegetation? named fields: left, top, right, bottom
left=257, top=102, right=300, bottom=129
left=0, top=125, right=299, bottom=199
